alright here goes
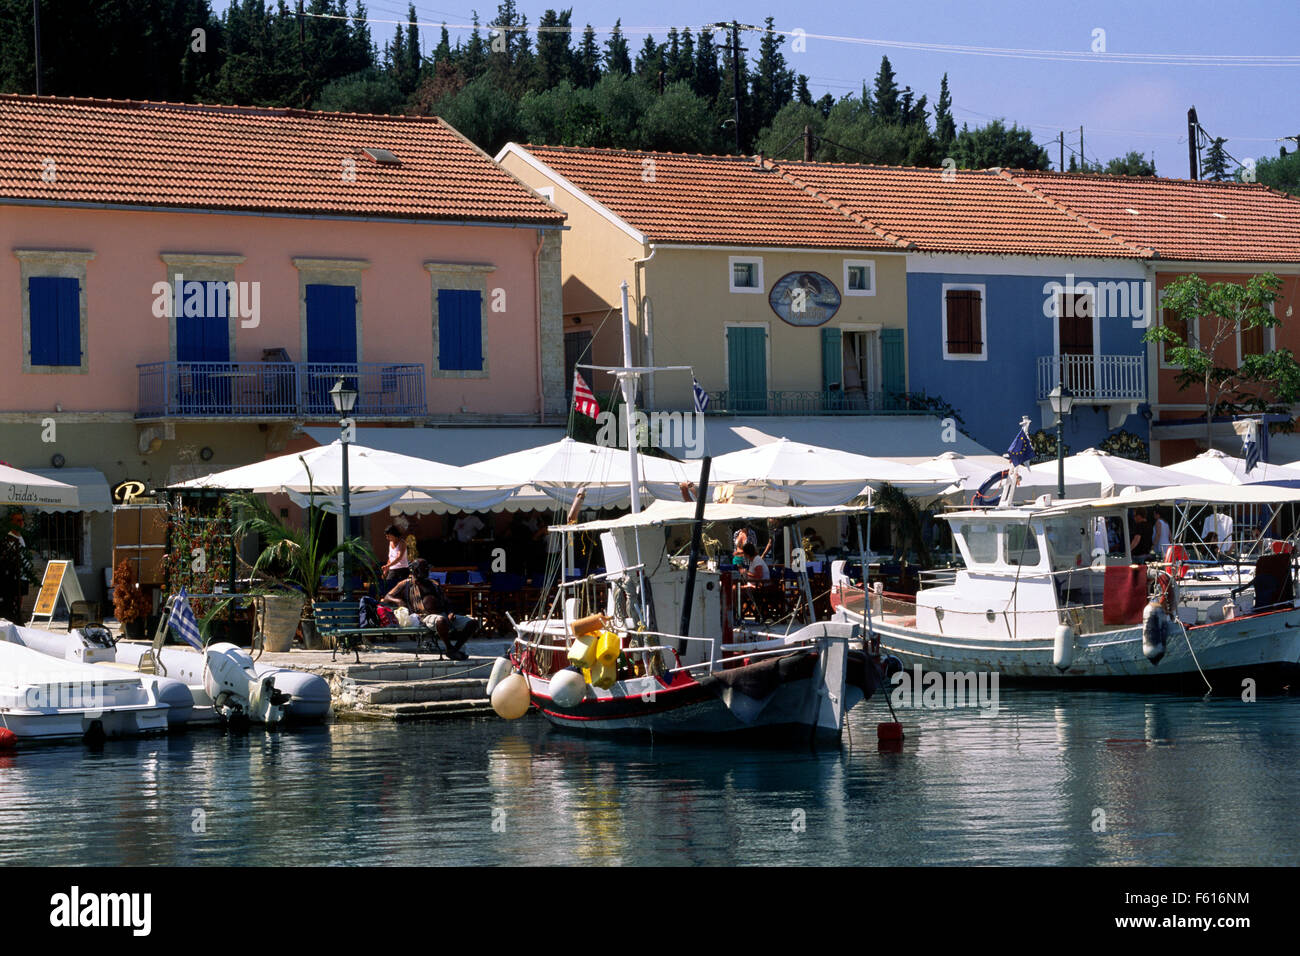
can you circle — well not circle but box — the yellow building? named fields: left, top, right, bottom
left=497, top=145, right=964, bottom=455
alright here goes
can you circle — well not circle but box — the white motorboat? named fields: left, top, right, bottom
left=2, top=619, right=331, bottom=726
left=830, top=484, right=1300, bottom=691
left=0, top=639, right=170, bottom=742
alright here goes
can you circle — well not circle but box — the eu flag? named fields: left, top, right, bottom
left=1007, top=428, right=1034, bottom=467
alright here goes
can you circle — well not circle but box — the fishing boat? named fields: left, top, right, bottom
left=492, top=281, right=882, bottom=742
left=0, top=636, right=171, bottom=742
left=829, top=484, right=1300, bottom=691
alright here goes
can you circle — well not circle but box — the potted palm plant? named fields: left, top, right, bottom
left=229, top=490, right=376, bottom=649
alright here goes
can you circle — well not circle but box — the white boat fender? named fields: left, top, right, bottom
left=486, top=657, right=513, bottom=698
left=491, top=673, right=531, bottom=720
left=549, top=667, right=586, bottom=708
left=1053, top=625, right=1074, bottom=672
left=1142, top=603, right=1167, bottom=665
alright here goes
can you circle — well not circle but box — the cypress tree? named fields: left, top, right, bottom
left=605, top=19, right=632, bottom=75
left=576, top=24, right=601, bottom=86
left=872, top=56, right=899, bottom=122
left=693, top=26, right=720, bottom=100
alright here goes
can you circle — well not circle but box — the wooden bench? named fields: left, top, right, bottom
left=311, top=601, right=439, bottom=663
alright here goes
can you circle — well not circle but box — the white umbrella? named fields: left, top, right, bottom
left=172, top=440, right=518, bottom=514
left=898, top=451, right=1054, bottom=505
left=0, top=463, right=79, bottom=509
left=708, top=437, right=951, bottom=506
left=1167, top=449, right=1300, bottom=486
left=1027, top=447, right=1185, bottom=498
left=468, top=437, right=702, bottom=508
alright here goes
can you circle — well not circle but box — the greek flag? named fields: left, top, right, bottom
left=169, top=589, right=204, bottom=651
left=1006, top=425, right=1034, bottom=468
left=692, top=377, right=710, bottom=413
left=1234, top=418, right=1265, bottom=474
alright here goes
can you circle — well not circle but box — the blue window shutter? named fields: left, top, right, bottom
left=438, top=289, right=482, bottom=371
left=881, top=328, right=905, bottom=398
left=29, top=276, right=80, bottom=366
left=306, top=284, right=357, bottom=364
left=821, top=327, right=842, bottom=390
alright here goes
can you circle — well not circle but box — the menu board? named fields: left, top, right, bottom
left=29, top=560, right=85, bottom=624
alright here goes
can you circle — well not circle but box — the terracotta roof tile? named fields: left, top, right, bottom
left=1004, top=170, right=1300, bottom=262
left=520, top=145, right=905, bottom=250
left=0, top=95, right=563, bottom=224
left=777, top=161, right=1151, bottom=259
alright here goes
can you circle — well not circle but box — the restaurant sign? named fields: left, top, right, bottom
left=768, top=271, right=841, bottom=327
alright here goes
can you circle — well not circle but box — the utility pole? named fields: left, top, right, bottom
left=711, top=20, right=751, bottom=154
left=32, top=0, right=42, bottom=95
left=1059, top=131, right=1064, bottom=171
left=803, top=124, right=813, bottom=161
left=1079, top=125, right=1084, bottom=168
left=1188, top=107, right=1200, bottom=179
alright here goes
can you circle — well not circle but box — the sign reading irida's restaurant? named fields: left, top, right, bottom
left=768, top=271, right=841, bottom=327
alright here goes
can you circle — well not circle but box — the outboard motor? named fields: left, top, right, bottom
left=1141, top=603, right=1167, bottom=666
left=203, top=643, right=290, bottom=726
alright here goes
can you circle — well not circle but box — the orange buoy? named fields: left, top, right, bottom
left=0, top=728, right=16, bottom=750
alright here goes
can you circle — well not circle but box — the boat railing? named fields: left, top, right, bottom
left=555, top=565, right=645, bottom=589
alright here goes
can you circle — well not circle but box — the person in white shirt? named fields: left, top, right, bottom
left=1152, top=512, right=1172, bottom=554
left=454, top=513, right=486, bottom=544
left=1202, top=511, right=1234, bottom=553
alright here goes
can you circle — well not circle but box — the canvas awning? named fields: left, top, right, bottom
left=21, top=467, right=111, bottom=512
left=657, top=415, right=995, bottom=459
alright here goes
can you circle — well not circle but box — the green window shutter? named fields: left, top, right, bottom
left=881, top=328, right=905, bottom=405
left=727, top=327, right=767, bottom=412
left=821, top=327, right=842, bottom=391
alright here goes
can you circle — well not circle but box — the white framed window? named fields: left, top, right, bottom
left=843, top=259, right=876, bottom=296
left=15, top=250, right=95, bottom=374
left=1157, top=304, right=1199, bottom=369
left=728, top=256, right=764, bottom=294
left=941, top=283, right=987, bottom=361
left=1237, top=303, right=1275, bottom=365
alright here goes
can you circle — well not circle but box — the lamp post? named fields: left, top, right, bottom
left=1048, top=384, right=1075, bottom=500
left=330, top=376, right=358, bottom=590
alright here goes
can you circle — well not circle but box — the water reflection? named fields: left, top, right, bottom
left=0, top=691, right=1296, bottom=866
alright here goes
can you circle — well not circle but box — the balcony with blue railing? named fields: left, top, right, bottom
left=137, top=361, right=427, bottom=420
left=700, top=389, right=936, bottom=416
left=1035, top=354, right=1146, bottom=430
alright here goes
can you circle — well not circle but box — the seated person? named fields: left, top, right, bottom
left=381, top=559, right=469, bottom=660
left=742, top=542, right=770, bottom=583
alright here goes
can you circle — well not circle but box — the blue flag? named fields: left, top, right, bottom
left=692, top=377, right=711, bottom=413
left=169, top=589, right=205, bottom=651
left=1006, top=427, right=1034, bottom=467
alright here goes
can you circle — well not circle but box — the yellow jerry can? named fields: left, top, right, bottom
left=595, top=629, right=621, bottom=667
left=590, top=657, right=618, bottom=690
left=567, top=633, right=599, bottom=669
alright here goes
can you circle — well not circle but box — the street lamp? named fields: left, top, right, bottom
left=330, top=376, right=358, bottom=590
left=1048, top=384, right=1075, bottom=500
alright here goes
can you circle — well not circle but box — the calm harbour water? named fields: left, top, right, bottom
left=2, top=690, right=1296, bottom=867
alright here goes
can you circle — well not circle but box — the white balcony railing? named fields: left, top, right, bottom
left=1036, top=354, right=1145, bottom=403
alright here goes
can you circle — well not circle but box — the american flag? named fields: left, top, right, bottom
left=169, top=589, right=205, bottom=651
left=572, top=370, right=600, bottom=420
left=692, top=377, right=711, bottom=413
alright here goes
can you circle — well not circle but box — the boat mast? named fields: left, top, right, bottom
left=618, top=280, right=647, bottom=622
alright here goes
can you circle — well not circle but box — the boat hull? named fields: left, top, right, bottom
left=839, top=603, right=1300, bottom=692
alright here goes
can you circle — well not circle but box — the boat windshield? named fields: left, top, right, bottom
left=955, top=522, right=1000, bottom=566
left=1042, top=516, right=1091, bottom=571
left=1003, top=523, right=1042, bottom=567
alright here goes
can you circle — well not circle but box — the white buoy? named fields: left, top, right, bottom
left=491, top=673, right=531, bottom=719
left=1053, top=625, right=1074, bottom=671
left=549, top=667, right=586, bottom=708
left=486, top=657, right=513, bottom=697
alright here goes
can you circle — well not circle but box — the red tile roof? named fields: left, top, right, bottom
left=1004, top=170, right=1300, bottom=262
left=778, top=161, right=1152, bottom=259
left=518, top=145, right=906, bottom=250
left=0, top=95, right=563, bottom=224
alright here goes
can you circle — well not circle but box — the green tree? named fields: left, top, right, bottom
left=315, top=69, right=403, bottom=113
left=1102, top=151, right=1156, bottom=176
left=751, top=16, right=794, bottom=136
left=796, top=75, right=812, bottom=106
left=1143, top=273, right=1299, bottom=446
left=432, top=74, right=523, bottom=153
left=693, top=27, right=721, bottom=101
left=535, top=8, right=573, bottom=90
left=634, top=35, right=665, bottom=86
left=1202, top=136, right=1232, bottom=181
left=951, top=119, right=1049, bottom=170
left=605, top=19, right=632, bottom=75
left=461, top=12, right=488, bottom=82
left=641, top=80, right=722, bottom=152
left=753, top=101, right=825, bottom=159
left=1257, top=148, right=1300, bottom=195
left=871, top=56, right=900, bottom=123
left=934, top=73, right=956, bottom=152
left=675, top=29, right=695, bottom=86
left=571, top=24, right=600, bottom=87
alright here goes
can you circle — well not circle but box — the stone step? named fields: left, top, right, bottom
left=335, top=658, right=495, bottom=682
left=348, top=677, right=487, bottom=705
left=337, top=698, right=496, bottom=722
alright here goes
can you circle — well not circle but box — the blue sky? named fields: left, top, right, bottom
left=222, top=0, right=1299, bottom=174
